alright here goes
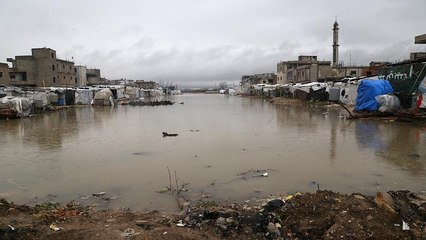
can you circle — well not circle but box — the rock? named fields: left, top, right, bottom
left=353, top=194, right=365, bottom=200
left=374, top=192, right=396, bottom=217
left=267, top=222, right=280, bottom=237
left=263, top=199, right=285, bottom=212
left=243, top=226, right=253, bottom=234
left=215, top=217, right=227, bottom=230
left=106, top=218, right=116, bottom=223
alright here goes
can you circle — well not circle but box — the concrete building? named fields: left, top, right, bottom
left=57, top=59, right=76, bottom=87
left=415, top=34, right=426, bottom=44
left=0, top=63, right=10, bottom=85
left=277, top=56, right=332, bottom=84
left=7, top=48, right=76, bottom=87
left=240, top=73, right=276, bottom=94
left=135, top=80, right=158, bottom=89
left=86, top=68, right=101, bottom=85
left=74, top=65, right=87, bottom=87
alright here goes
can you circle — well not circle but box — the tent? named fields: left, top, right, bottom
left=355, top=79, right=393, bottom=111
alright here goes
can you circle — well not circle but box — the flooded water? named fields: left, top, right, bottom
left=1, top=94, right=426, bottom=211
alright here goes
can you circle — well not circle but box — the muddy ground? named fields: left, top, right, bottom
left=1, top=190, right=426, bottom=239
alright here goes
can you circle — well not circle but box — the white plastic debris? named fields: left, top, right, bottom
left=176, top=220, right=185, bottom=227
left=120, top=228, right=140, bottom=237
left=92, top=192, right=106, bottom=197
left=402, top=221, right=410, bottom=231
left=8, top=225, right=14, bottom=231
left=50, top=223, right=61, bottom=231
left=262, top=172, right=268, bottom=177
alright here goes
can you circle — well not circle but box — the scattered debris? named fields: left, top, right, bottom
left=263, top=199, right=285, bottom=212
left=0, top=190, right=425, bottom=239
left=162, top=132, right=178, bottom=137
left=402, top=221, right=410, bottom=231
left=92, top=192, right=106, bottom=197
left=120, top=228, right=140, bottom=237
left=129, top=100, right=174, bottom=106
left=176, top=220, right=186, bottom=227
left=49, top=223, right=61, bottom=231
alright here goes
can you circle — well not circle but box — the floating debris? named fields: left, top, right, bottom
left=162, top=132, right=178, bottom=137
left=92, top=192, right=106, bottom=197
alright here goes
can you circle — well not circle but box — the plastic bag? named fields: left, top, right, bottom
left=375, top=94, right=401, bottom=113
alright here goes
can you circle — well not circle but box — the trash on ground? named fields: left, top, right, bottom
left=121, top=228, right=140, bottom=237
left=176, top=220, right=186, bottom=227
left=49, top=223, right=61, bottom=231
left=263, top=199, right=285, bottom=212
left=402, top=221, right=410, bottom=231
left=80, top=195, right=90, bottom=200
left=285, top=192, right=302, bottom=201
left=8, top=225, right=14, bottom=231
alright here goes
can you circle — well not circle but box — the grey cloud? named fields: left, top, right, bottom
left=0, top=0, right=425, bottom=87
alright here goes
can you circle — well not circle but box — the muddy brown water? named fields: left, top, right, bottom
left=1, top=94, right=426, bottom=211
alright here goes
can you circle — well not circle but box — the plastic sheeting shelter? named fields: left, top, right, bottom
left=0, top=97, right=32, bottom=118
left=355, top=79, right=393, bottom=111
left=93, top=88, right=114, bottom=106
left=75, top=89, right=93, bottom=105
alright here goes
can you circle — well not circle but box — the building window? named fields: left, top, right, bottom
left=51, top=53, right=54, bottom=58
left=69, top=66, right=72, bottom=70
left=75, top=78, right=77, bottom=84
left=70, top=76, right=72, bottom=80
left=74, top=68, right=77, bottom=73
left=10, top=74, right=16, bottom=79
left=63, top=76, right=66, bottom=79
left=0, top=72, right=3, bottom=78
left=53, top=77, right=56, bottom=83
left=63, top=64, right=65, bottom=69
left=350, top=70, right=356, bottom=76
left=52, top=65, right=55, bottom=71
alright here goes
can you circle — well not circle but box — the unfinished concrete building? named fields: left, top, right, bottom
left=86, top=68, right=101, bottom=85
left=135, top=80, right=158, bottom=89
left=0, top=63, right=10, bottom=86
left=7, top=48, right=76, bottom=87
left=277, top=56, right=332, bottom=84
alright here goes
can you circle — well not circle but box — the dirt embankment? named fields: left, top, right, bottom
left=1, top=190, right=426, bottom=239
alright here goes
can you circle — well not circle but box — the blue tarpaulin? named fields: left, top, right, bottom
left=355, top=79, right=393, bottom=111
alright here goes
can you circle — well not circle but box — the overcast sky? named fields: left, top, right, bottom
left=1, top=0, right=425, bottom=87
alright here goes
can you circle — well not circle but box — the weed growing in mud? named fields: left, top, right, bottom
left=37, top=201, right=59, bottom=210
left=196, top=200, right=218, bottom=208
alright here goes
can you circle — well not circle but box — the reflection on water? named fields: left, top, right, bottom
left=0, top=94, right=425, bottom=211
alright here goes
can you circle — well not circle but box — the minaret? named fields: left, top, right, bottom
left=332, top=20, right=339, bottom=66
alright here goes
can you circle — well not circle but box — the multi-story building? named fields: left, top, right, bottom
left=7, top=48, right=76, bottom=87
left=277, top=56, right=332, bottom=84
left=86, top=68, right=101, bottom=85
left=0, top=63, right=10, bottom=85
left=135, top=80, right=158, bottom=89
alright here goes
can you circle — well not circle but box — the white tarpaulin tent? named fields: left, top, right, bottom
left=75, top=89, right=93, bottom=105
left=0, top=96, right=32, bottom=117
